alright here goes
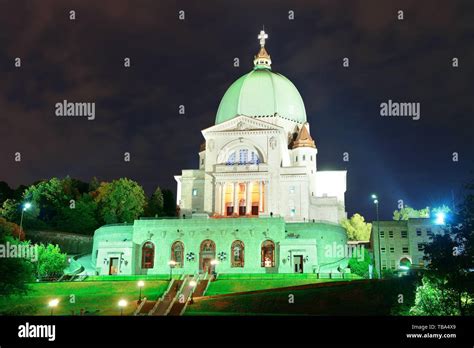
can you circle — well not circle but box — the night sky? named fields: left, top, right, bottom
left=0, top=0, right=473, bottom=220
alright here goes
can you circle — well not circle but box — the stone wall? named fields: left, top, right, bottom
left=26, top=230, right=93, bottom=254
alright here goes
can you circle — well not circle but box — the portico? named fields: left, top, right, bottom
left=214, top=180, right=267, bottom=216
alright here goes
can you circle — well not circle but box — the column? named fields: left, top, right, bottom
left=233, top=182, right=238, bottom=214
left=221, top=182, right=226, bottom=215
left=264, top=181, right=269, bottom=214
left=214, top=182, right=220, bottom=215
left=245, top=182, right=252, bottom=215
left=259, top=181, right=263, bottom=212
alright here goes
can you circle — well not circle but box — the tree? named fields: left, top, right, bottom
left=0, top=198, right=21, bottom=223
left=145, top=186, right=164, bottom=217
left=348, top=248, right=375, bottom=278
left=0, top=181, right=14, bottom=205
left=23, top=178, right=69, bottom=224
left=420, top=180, right=474, bottom=316
left=0, top=217, right=25, bottom=240
left=0, top=221, right=34, bottom=296
left=393, top=205, right=430, bottom=220
left=410, top=276, right=460, bottom=315
left=36, top=244, right=68, bottom=279
left=341, top=213, right=372, bottom=241
left=95, top=178, right=146, bottom=224
left=54, top=194, right=99, bottom=234
left=162, top=189, right=177, bottom=217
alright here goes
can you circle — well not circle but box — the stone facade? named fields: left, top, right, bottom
left=371, top=218, right=443, bottom=274
left=92, top=217, right=348, bottom=276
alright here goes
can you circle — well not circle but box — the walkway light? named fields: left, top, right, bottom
left=168, top=260, right=177, bottom=280
left=137, top=281, right=145, bottom=302
left=48, top=298, right=59, bottom=316
left=189, top=280, right=197, bottom=287
left=118, top=299, right=127, bottom=316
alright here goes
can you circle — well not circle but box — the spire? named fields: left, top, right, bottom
left=290, top=124, right=316, bottom=149
left=254, top=29, right=272, bottom=69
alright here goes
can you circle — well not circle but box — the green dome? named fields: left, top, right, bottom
left=215, top=67, right=307, bottom=125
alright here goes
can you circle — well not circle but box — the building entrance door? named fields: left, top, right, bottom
left=293, top=255, right=303, bottom=273
left=109, top=257, right=119, bottom=275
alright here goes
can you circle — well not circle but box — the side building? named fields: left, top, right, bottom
left=371, top=218, right=443, bottom=275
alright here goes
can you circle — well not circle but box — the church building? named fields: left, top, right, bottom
left=91, top=31, right=350, bottom=276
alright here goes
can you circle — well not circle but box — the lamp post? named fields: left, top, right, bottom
left=19, top=202, right=32, bottom=232
left=48, top=299, right=59, bottom=316
left=168, top=260, right=177, bottom=280
left=189, top=280, right=197, bottom=304
left=210, top=259, right=218, bottom=279
left=372, top=194, right=382, bottom=279
left=137, top=280, right=145, bottom=302
left=118, top=299, right=127, bottom=316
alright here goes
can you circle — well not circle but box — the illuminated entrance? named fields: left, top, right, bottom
left=200, top=239, right=216, bottom=273
left=217, top=181, right=266, bottom=216
left=293, top=255, right=303, bottom=273
left=109, top=257, right=119, bottom=275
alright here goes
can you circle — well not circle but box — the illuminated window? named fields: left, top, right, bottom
left=192, top=189, right=198, bottom=196
left=261, top=240, right=275, bottom=267
left=171, top=241, right=184, bottom=268
left=226, top=148, right=260, bottom=165
left=231, top=240, right=244, bottom=267
left=141, top=242, right=155, bottom=269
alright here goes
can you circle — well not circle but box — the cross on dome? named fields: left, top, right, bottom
left=254, top=29, right=272, bottom=69
left=258, top=29, right=268, bottom=47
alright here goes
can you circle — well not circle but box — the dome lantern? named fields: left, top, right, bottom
left=253, top=29, right=272, bottom=69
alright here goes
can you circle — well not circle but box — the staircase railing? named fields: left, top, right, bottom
left=133, top=297, right=147, bottom=316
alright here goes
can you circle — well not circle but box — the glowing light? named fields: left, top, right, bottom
left=168, top=260, right=177, bottom=266
left=137, top=280, right=145, bottom=287
left=189, top=280, right=197, bottom=287
left=435, top=212, right=445, bottom=225
left=118, top=299, right=127, bottom=307
left=399, top=265, right=409, bottom=271
left=48, top=299, right=59, bottom=308
left=373, top=199, right=378, bottom=204
left=23, top=202, right=32, bottom=211
left=371, top=194, right=377, bottom=199
left=210, top=259, right=219, bottom=266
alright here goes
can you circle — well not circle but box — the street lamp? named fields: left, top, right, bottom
left=137, top=280, right=145, bottom=302
left=20, top=202, right=32, bottom=232
left=48, top=298, right=59, bottom=316
left=118, top=299, right=127, bottom=316
left=372, top=194, right=381, bottom=279
left=168, top=260, right=177, bottom=280
left=189, top=280, right=197, bottom=304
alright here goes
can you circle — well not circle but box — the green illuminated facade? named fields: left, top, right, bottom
left=92, top=217, right=349, bottom=276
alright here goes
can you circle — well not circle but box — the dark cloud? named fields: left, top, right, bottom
left=0, top=0, right=473, bottom=220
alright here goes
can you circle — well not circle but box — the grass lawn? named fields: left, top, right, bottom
left=205, top=278, right=345, bottom=296
left=0, top=280, right=169, bottom=316
left=187, top=278, right=418, bottom=316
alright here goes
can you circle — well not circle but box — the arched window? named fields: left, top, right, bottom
left=226, top=148, right=260, bottom=165
left=142, top=242, right=155, bottom=269
left=261, top=240, right=275, bottom=267
left=231, top=240, right=244, bottom=267
left=171, top=241, right=184, bottom=268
